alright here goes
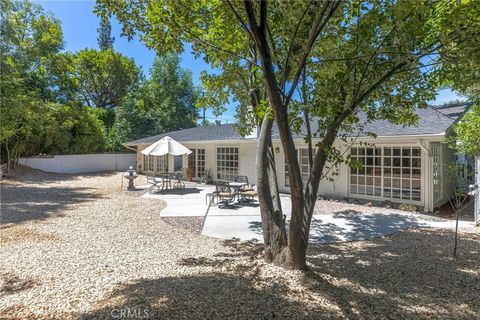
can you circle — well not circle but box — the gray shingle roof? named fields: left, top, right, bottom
left=125, top=124, right=244, bottom=145
left=125, top=105, right=467, bottom=146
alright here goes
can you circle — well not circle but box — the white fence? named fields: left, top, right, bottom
left=19, top=153, right=137, bottom=174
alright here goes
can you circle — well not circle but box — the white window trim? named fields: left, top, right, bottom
left=348, top=145, right=423, bottom=204
left=216, top=146, right=239, bottom=181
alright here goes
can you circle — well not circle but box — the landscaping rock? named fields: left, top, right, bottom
left=381, top=200, right=393, bottom=209
left=399, top=203, right=418, bottom=212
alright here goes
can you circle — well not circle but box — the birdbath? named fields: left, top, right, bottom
left=124, top=166, right=138, bottom=191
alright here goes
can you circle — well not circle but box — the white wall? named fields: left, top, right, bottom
left=19, top=154, right=136, bottom=174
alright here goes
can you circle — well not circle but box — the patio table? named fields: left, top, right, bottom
left=157, top=173, right=174, bottom=191
left=228, top=181, right=247, bottom=201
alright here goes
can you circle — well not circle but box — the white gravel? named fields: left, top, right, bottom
left=1, top=167, right=479, bottom=319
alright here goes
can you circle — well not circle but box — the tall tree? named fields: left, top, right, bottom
left=0, top=0, right=63, bottom=172
left=433, top=1, right=480, bottom=155
left=97, top=0, right=478, bottom=269
left=97, top=16, right=115, bottom=51
left=111, top=54, right=198, bottom=147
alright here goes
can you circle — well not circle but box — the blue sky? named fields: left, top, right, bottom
left=35, top=0, right=461, bottom=123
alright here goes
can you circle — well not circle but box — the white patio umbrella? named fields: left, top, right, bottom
left=140, top=136, right=192, bottom=156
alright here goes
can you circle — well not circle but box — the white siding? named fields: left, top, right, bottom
left=238, top=143, right=258, bottom=184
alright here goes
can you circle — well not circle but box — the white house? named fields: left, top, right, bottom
left=124, top=104, right=467, bottom=212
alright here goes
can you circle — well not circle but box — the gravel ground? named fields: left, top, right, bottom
left=1, top=167, right=479, bottom=319
left=315, top=199, right=402, bottom=215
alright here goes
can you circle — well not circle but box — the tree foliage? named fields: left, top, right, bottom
left=97, top=0, right=479, bottom=269
left=111, top=54, right=199, bottom=148
left=97, top=16, right=115, bottom=51
left=433, top=0, right=480, bottom=155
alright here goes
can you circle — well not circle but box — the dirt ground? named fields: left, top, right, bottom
left=1, top=167, right=479, bottom=319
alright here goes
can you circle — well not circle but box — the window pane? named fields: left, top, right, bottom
left=384, top=167, right=391, bottom=176
left=351, top=148, right=357, bottom=155
left=402, top=148, right=411, bottom=156
left=412, top=158, right=421, bottom=168
left=367, top=148, right=374, bottom=156
left=412, top=148, right=421, bottom=157
left=366, top=177, right=373, bottom=186
left=384, top=178, right=391, bottom=187
left=393, top=158, right=401, bottom=167
left=384, top=157, right=391, bottom=166
left=402, top=158, right=411, bottom=167
left=412, top=169, right=421, bottom=179
left=393, top=179, right=401, bottom=188
left=393, top=168, right=401, bottom=178
left=393, top=148, right=401, bottom=156
left=384, top=148, right=391, bottom=156
left=412, top=180, right=421, bottom=190
left=402, top=168, right=411, bottom=178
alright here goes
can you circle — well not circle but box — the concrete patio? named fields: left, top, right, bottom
left=140, top=182, right=478, bottom=243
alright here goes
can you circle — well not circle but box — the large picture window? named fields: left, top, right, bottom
left=350, top=146, right=421, bottom=202
left=217, top=147, right=238, bottom=180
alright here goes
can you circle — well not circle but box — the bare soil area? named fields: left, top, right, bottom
left=1, top=167, right=478, bottom=319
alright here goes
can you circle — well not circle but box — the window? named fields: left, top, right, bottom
left=285, top=149, right=314, bottom=187
left=217, top=147, right=238, bottom=180
left=143, top=155, right=154, bottom=172
left=350, top=146, right=421, bottom=202
left=432, top=144, right=441, bottom=201
left=350, top=147, right=382, bottom=197
left=188, top=148, right=206, bottom=177
left=156, top=155, right=168, bottom=173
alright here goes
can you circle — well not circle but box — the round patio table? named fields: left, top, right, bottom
left=228, top=182, right=247, bottom=201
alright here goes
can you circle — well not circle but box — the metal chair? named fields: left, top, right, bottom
left=233, top=176, right=254, bottom=191
left=215, top=181, right=236, bottom=208
left=172, top=172, right=185, bottom=189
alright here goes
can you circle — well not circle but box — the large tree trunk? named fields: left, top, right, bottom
left=256, top=116, right=288, bottom=264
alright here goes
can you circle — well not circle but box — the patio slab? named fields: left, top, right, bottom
left=201, top=210, right=414, bottom=243
left=140, top=182, right=476, bottom=243
left=141, top=184, right=214, bottom=217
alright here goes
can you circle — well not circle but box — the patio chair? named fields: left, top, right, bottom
left=147, top=174, right=161, bottom=193
left=172, top=172, right=185, bottom=189
left=233, top=176, right=255, bottom=191
left=234, top=176, right=256, bottom=202
left=215, top=180, right=236, bottom=208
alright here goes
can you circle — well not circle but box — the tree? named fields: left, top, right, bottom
left=60, top=49, right=139, bottom=116
left=97, top=16, right=115, bottom=51
left=111, top=54, right=199, bottom=147
left=433, top=1, right=480, bottom=155
left=96, top=0, right=478, bottom=269
left=0, top=0, right=63, bottom=173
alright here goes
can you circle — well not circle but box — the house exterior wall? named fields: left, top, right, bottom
left=275, top=136, right=450, bottom=212
left=132, top=134, right=457, bottom=212
left=136, top=140, right=258, bottom=185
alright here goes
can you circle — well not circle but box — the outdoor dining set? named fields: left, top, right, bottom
left=147, top=172, right=186, bottom=193
left=209, top=176, right=258, bottom=209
